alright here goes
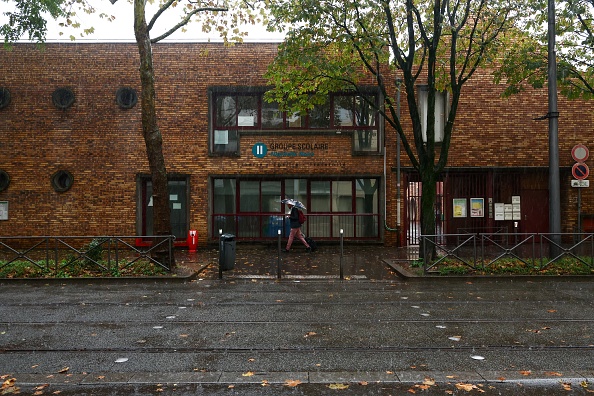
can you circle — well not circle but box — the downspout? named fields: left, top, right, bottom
left=385, top=78, right=402, bottom=233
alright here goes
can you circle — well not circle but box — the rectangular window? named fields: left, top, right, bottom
left=212, top=178, right=380, bottom=240
left=210, top=88, right=382, bottom=155
left=418, top=85, right=448, bottom=143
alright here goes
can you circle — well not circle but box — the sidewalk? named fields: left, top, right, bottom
left=175, top=243, right=420, bottom=280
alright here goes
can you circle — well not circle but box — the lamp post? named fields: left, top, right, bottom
left=548, top=0, right=561, bottom=253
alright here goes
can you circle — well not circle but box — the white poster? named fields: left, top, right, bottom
left=238, top=115, right=255, bottom=127
left=0, top=201, right=7, bottom=220
left=214, top=130, right=229, bottom=145
left=494, top=203, right=504, bottom=221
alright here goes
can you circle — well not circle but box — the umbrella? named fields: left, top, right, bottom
left=281, top=198, right=306, bottom=210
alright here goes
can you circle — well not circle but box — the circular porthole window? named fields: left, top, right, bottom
left=0, top=88, right=10, bottom=110
left=51, top=170, right=74, bottom=192
left=116, top=87, right=138, bottom=109
left=52, top=88, right=75, bottom=109
left=0, top=170, right=10, bottom=192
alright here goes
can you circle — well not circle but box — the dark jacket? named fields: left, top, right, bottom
left=288, top=207, right=301, bottom=229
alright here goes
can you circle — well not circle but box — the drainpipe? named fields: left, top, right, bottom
left=385, top=78, right=402, bottom=235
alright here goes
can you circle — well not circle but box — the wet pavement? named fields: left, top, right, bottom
left=1, top=245, right=593, bottom=395
left=175, top=243, right=419, bottom=280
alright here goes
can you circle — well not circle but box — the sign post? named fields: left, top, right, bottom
left=571, top=144, right=590, bottom=232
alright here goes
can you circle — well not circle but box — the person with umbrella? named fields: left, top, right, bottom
left=282, top=199, right=311, bottom=253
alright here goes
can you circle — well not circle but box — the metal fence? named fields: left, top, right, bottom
left=0, top=236, right=175, bottom=275
left=422, top=233, right=594, bottom=273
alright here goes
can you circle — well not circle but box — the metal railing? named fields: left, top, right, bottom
left=422, top=233, right=594, bottom=274
left=212, top=213, right=381, bottom=241
left=0, top=236, right=175, bottom=276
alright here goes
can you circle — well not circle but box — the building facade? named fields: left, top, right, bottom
left=0, top=43, right=592, bottom=247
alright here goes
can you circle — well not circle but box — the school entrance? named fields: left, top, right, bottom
left=404, top=169, right=551, bottom=246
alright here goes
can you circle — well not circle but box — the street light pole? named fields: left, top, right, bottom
left=548, top=0, right=561, bottom=250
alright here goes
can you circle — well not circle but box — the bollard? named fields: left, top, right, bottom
left=218, top=229, right=223, bottom=279
left=277, top=229, right=282, bottom=280
left=339, top=229, right=344, bottom=280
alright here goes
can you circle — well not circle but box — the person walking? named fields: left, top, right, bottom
left=284, top=201, right=311, bottom=253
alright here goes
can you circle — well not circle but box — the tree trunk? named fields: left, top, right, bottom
left=134, top=0, right=175, bottom=269
left=419, top=166, right=437, bottom=261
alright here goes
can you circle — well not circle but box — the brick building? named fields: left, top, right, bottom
left=0, top=42, right=592, bottom=247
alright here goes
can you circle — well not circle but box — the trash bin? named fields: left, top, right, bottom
left=219, top=233, right=236, bottom=271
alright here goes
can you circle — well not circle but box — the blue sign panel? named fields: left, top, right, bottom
left=252, top=143, right=268, bottom=158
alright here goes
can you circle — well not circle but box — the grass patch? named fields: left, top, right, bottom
left=429, top=256, right=594, bottom=276
left=0, top=259, right=169, bottom=278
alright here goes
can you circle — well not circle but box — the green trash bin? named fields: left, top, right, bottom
left=219, top=233, right=236, bottom=271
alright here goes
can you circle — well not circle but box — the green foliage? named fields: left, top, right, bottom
left=496, top=0, right=594, bottom=99
left=0, top=258, right=168, bottom=278
left=264, top=0, right=526, bottom=243
left=433, top=256, right=594, bottom=275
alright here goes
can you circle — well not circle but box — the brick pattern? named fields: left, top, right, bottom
left=0, top=43, right=593, bottom=244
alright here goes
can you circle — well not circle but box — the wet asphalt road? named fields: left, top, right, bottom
left=0, top=276, right=593, bottom=395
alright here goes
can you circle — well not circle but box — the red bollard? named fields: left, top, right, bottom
left=187, top=230, right=198, bottom=252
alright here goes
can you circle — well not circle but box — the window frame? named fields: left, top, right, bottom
left=418, top=85, right=449, bottom=143
left=209, top=87, right=383, bottom=155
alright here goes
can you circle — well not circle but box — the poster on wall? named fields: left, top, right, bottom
left=494, top=203, right=505, bottom=220
left=453, top=198, right=467, bottom=218
left=214, top=130, right=229, bottom=145
left=0, top=201, right=7, bottom=220
left=470, top=198, right=484, bottom=218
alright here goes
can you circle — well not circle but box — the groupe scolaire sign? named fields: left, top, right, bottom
left=252, top=142, right=329, bottom=158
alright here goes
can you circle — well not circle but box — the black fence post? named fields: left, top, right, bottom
left=218, top=229, right=223, bottom=279
left=277, top=229, right=282, bottom=280
left=339, top=229, right=344, bottom=280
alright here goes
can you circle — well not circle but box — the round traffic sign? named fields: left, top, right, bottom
left=571, top=144, right=589, bottom=162
left=572, top=162, right=589, bottom=180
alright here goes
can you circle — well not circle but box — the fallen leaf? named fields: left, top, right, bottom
left=284, top=379, right=302, bottom=387
left=261, top=380, right=269, bottom=387
left=545, top=371, right=563, bottom=377
left=455, top=383, right=476, bottom=391
left=519, top=370, right=532, bottom=376
left=242, top=371, right=254, bottom=377
left=304, top=331, right=317, bottom=337
left=328, top=383, right=349, bottom=390
left=561, top=382, right=572, bottom=391
left=58, top=367, right=69, bottom=374
left=423, top=377, right=436, bottom=386
left=359, top=381, right=368, bottom=386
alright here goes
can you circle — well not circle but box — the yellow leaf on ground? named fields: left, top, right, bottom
left=519, top=370, right=532, bottom=376
left=242, top=371, right=254, bottom=377
left=423, top=377, right=436, bottom=386
left=58, top=367, right=69, bottom=374
left=455, top=383, right=476, bottom=391
left=328, top=383, right=349, bottom=390
left=284, top=379, right=302, bottom=387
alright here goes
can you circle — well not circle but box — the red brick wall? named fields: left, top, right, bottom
left=0, top=42, right=593, bottom=243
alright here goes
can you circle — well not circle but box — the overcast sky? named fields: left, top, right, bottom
left=2, top=0, right=282, bottom=43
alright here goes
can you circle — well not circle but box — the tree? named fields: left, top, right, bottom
left=495, top=0, right=594, bottom=99
left=264, top=0, right=524, bottom=255
left=121, top=0, right=264, bottom=268
left=4, top=0, right=263, bottom=269
left=2, top=0, right=67, bottom=45
left=1, top=0, right=102, bottom=46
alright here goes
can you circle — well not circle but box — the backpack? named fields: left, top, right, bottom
left=298, top=210, right=306, bottom=224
